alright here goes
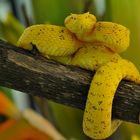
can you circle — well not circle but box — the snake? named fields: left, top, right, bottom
left=17, top=12, right=140, bottom=139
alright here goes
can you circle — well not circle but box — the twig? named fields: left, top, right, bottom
left=0, top=39, right=140, bottom=124
left=83, top=0, right=93, bottom=13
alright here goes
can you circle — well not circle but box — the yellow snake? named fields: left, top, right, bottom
left=17, top=12, right=140, bottom=139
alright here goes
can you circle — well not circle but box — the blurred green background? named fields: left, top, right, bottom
left=0, top=0, right=140, bottom=140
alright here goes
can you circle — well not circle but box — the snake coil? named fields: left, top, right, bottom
left=17, top=12, right=140, bottom=139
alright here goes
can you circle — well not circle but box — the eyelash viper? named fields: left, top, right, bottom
left=17, top=12, right=140, bottom=139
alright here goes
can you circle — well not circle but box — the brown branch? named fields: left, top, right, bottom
left=0, top=39, right=140, bottom=124
left=83, top=0, right=93, bottom=13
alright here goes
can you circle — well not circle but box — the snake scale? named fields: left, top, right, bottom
left=17, top=13, right=140, bottom=139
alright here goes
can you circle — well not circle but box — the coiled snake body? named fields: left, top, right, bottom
left=17, top=13, right=140, bottom=139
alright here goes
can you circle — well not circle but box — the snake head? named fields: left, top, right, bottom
left=65, top=12, right=96, bottom=36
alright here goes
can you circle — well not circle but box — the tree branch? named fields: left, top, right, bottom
left=0, top=39, right=140, bottom=124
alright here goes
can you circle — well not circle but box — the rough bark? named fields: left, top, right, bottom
left=0, top=39, right=140, bottom=124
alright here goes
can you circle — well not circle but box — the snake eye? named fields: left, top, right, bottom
left=64, top=14, right=78, bottom=32
left=64, top=13, right=77, bottom=23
